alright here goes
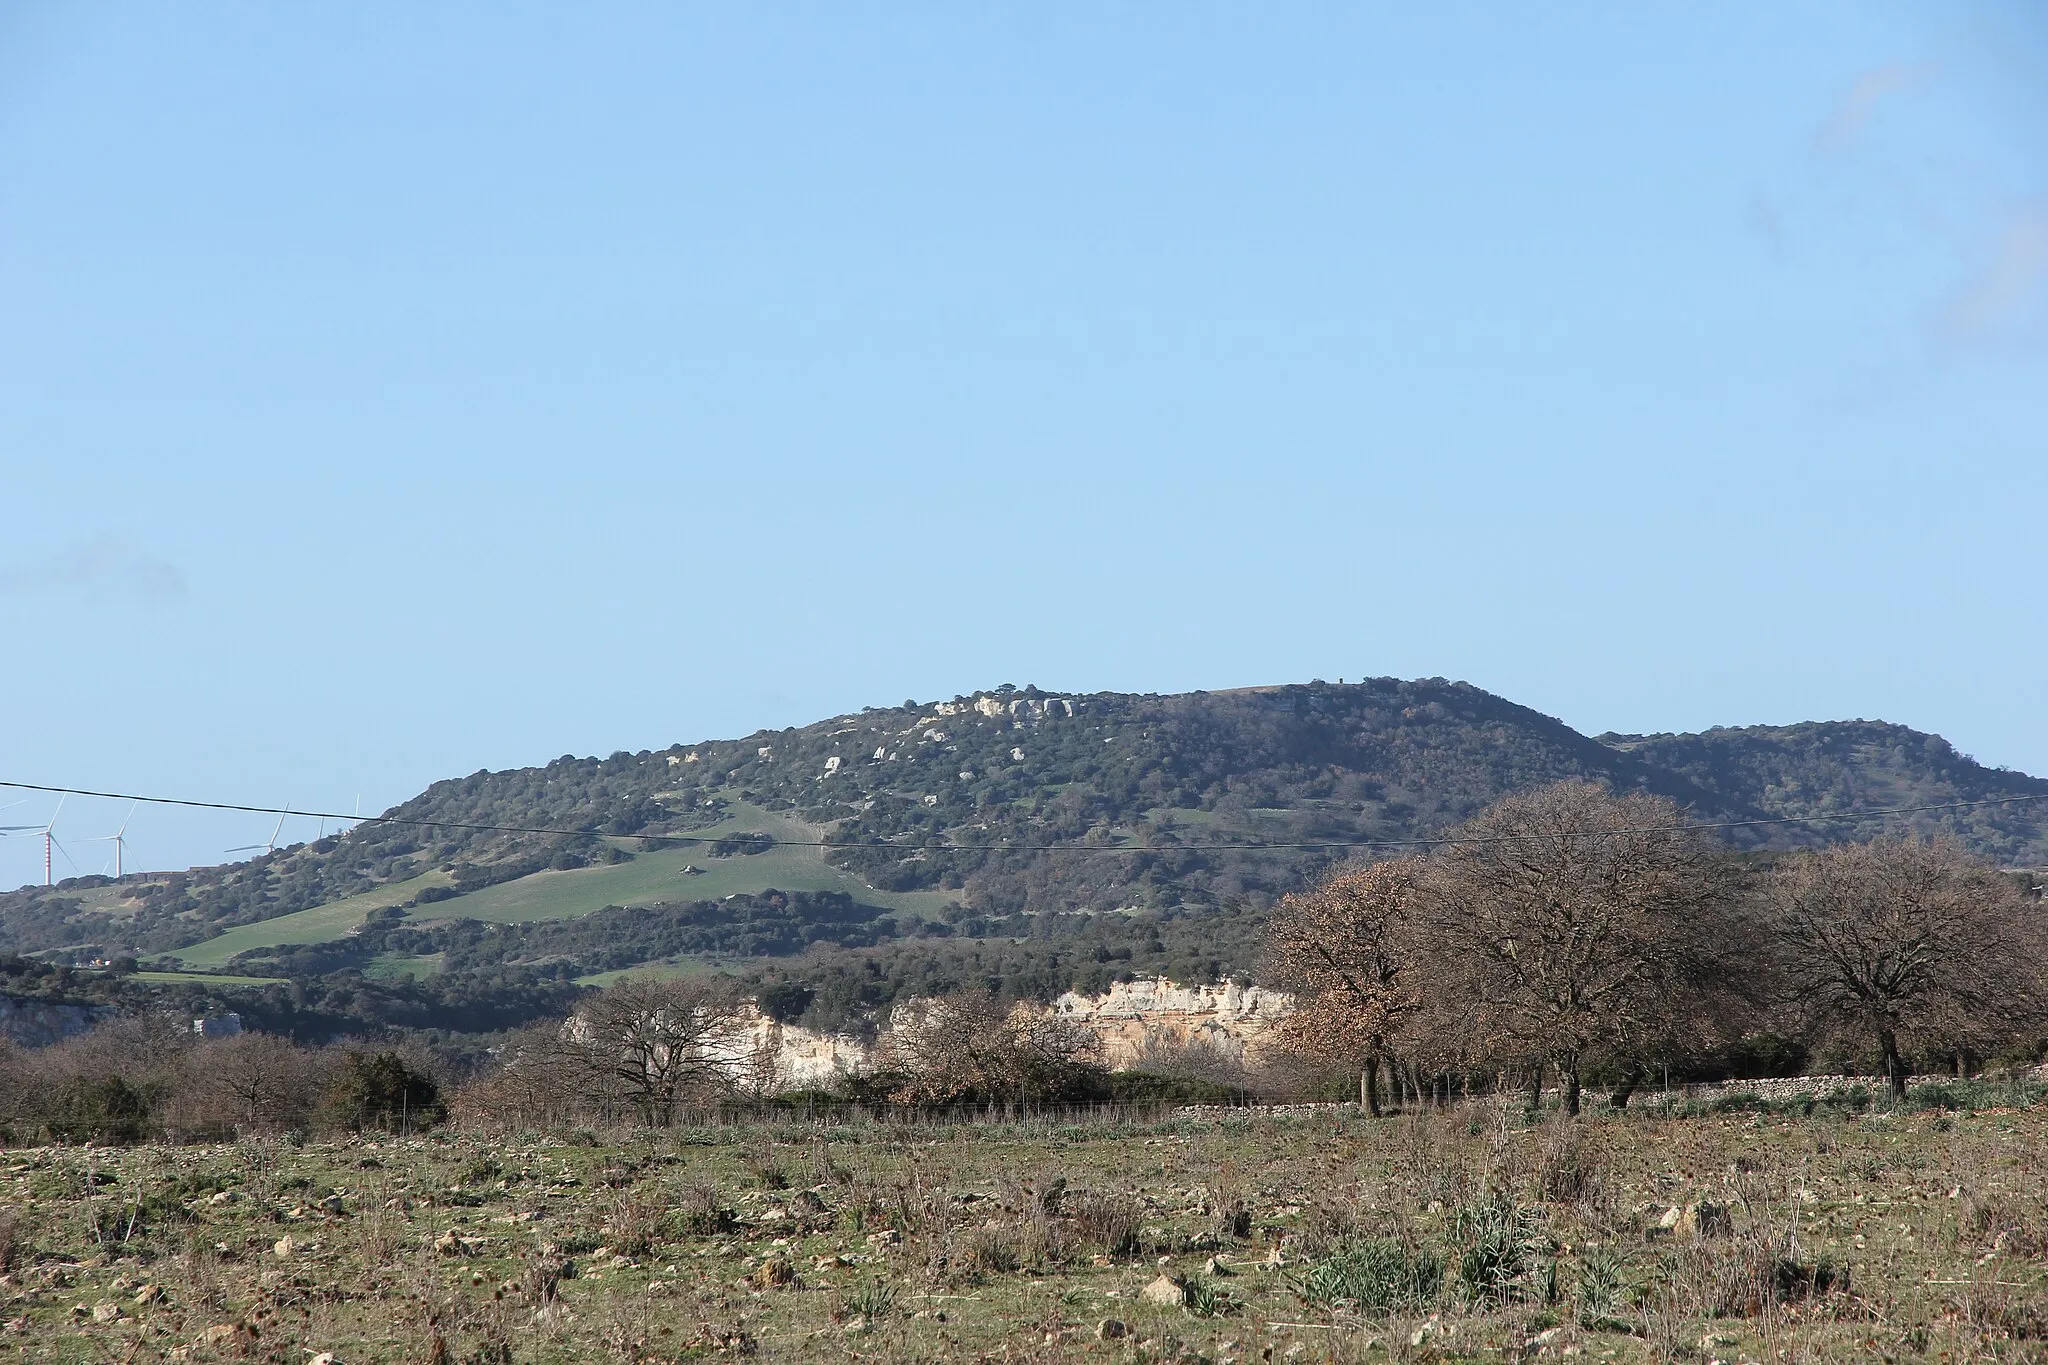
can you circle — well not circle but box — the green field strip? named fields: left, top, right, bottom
left=172, top=872, right=450, bottom=967
left=131, top=970, right=282, bottom=987
left=423, top=841, right=952, bottom=924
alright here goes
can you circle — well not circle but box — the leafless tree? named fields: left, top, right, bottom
left=177, top=1031, right=324, bottom=1135
left=1760, top=835, right=2047, bottom=1097
left=879, top=991, right=1102, bottom=1105
left=1265, top=857, right=1426, bottom=1115
left=1417, top=781, right=1740, bottom=1115
left=544, top=977, right=751, bottom=1126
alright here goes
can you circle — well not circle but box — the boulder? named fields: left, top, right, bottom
left=1138, top=1274, right=1187, bottom=1307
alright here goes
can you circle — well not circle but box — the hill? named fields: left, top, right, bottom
left=4, top=677, right=2045, bottom=1039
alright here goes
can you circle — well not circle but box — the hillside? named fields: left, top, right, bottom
left=5, top=678, right=2045, bottom=1032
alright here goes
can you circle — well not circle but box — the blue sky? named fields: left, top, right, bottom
left=2, top=3, right=2044, bottom=884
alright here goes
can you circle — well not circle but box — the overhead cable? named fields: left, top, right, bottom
left=2, top=779, right=2045, bottom=857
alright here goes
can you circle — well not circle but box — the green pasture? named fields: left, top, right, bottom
left=361, top=951, right=444, bottom=981
left=572, top=958, right=715, bottom=988
left=130, top=970, right=282, bottom=988
left=167, top=803, right=953, bottom=965
left=171, top=872, right=450, bottom=967
left=426, top=841, right=950, bottom=925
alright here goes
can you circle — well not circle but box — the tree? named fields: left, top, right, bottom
left=182, top=1032, right=321, bottom=1134
left=324, top=1050, right=445, bottom=1131
left=1265, top=858, right=1425, bottom=1116
left=1418, top=781, right=1738, bottom=1115
left=878, top=991, right=1104, bottom=1105
left=549, top=977, right=749, bottom=1125
left=1761, top=836, right=2047, bottom=1097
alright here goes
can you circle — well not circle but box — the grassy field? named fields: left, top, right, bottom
left=170, top=874, right=453, bottom=969
left=573, top=958, right=716, bottom=988
left=128, top=970, right=283, bottom=988
left=167, top=805, right=953, bottom=969
left=6, top=1091, right=2047, bottom=1363
left=425, top=805, right=954, bottom=926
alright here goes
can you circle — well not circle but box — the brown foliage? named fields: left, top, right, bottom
left=878, top=991, right=1102, bottom=1105
left=1413, top=781, right=1740, bottom=1112
left=1760, top=835, right=2048, bottom=1095
left=1264, top=781, right=1748, bottom=1115
left=530, top=976, right=752, bottom=1126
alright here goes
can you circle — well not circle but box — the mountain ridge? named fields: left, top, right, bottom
left=6, top=677, right=2046, bottom=968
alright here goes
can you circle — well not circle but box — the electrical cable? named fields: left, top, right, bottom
left=2, top=778, right=2045, bottom=856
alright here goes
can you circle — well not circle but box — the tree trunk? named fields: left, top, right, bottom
left=1879, top=1029, right=1908, bottom=1100
left=1562, top=1062, right=1582, bottom=1117
left=1525, top=1060, right=1544, bottom=1113
left=1361, top=1054, right=1382, bottom=1118
left=1608, top=1063, right=1643, bottom=1110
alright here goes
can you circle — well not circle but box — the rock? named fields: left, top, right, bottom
left=197, top=1323, right=250, bottom=1347
left=90, top=1302, right=122, bottom=1324
left=134, top=1284, right=164, bottom=1306
left=1202, top=1255, right=1232, bottom=1276
left=271, top=1236, right=296, bottom=1259
left=308, top=1354, right=340, bottom=1365
left=865, top=1228, right=899, bottom=1247
left=433, top=1231, right=477, bottom=1258
left=813, top=1255, right=848, bottom=1271
left=750, top=1258, right=796, bottom=1290
left=1138, top=1273, right=1187, bottom=1307
left=1096, top=1319, right=1128, bottom=1340
left=1678, top=1201, right=1734, bottom=1239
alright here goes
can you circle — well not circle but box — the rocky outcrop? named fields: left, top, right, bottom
left=718, top=1005, right=871, bottom=1091
left=0, top=994, right=112, bottom=1048
left=1049, top=979, right=1294, bottom=1068
left=725, top=977, right=1297, bottom=1084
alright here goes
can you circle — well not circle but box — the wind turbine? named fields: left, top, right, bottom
left=24, top=797, right=73, bottom=887
left=228, top=809, right=289, bottom=857
left=87, top=802, right=139, bottom=878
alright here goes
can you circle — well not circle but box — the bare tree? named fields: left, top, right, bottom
left=1418, top=781, right=1738, bottom=1115
left=1265, top=858, right=1425, bottom=1116
left=179, top=1031, right=322, bottom=1135
left=1761, top=836, right=2047, bottom=1098
left=879, top=991, right=1102, bottom=1105
left=546, top=977, right=750, bottom=1126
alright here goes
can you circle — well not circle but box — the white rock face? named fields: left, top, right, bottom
left=1049, top=979, right=1294, bottom=1068
left=719, top=977, right=1298, bottom=1085
left=715, top=1005, right=870, bottom=1091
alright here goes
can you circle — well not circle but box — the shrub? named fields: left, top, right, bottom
left=48, top=1075, right=150, bottom=1144
left=832, top=1277, right=897, bottom=1323
left=1574, top=1244, right=1633, bottom=1326
left=324, top=1051, right=445, bottom=1131
left=1071, top=1191, right=1142, bottom=1259
left=1453, top=1198, right=1547, bottom=1308
left=671, top=1183, right=736, bottom=1237
left=1299, top=1238, right=1444, bottom=1312
left=964, top=1225, right=1020, bottom=1276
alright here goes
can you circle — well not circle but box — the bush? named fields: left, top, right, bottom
left=1453, top=1198, right=1547, bottom=1308
left=1071, top=1191, right=1142, bottom=1259
left=48, top=1075, right=150, bottom=1144
left=1299, top=1238, right=1444, bottom=1312
left=324, top=1051, right=445, bottom=1131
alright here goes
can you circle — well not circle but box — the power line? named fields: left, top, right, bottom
left=2, top=778, right=2045, bottom=857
